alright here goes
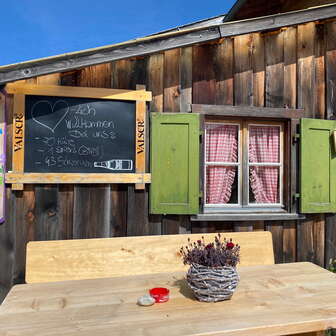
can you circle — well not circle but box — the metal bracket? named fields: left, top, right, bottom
left=293, top=133, right=300, bottom=144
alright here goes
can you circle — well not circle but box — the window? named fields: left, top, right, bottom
left=204, top=119, right=284, bottom=212
left=150, top=111, right=336, bottom=217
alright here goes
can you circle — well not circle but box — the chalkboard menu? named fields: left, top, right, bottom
left=24, top=95, right=135, bottom=173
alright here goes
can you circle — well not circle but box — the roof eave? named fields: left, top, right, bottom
left=1, top=3, right=336, bottom=85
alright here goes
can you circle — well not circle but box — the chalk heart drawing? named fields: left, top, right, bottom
left=31, top=100, right=69, bottom=133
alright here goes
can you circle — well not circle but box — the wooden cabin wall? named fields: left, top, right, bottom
left=1, top=19, right=336, bottom=302
left=229, top=0, right=336, bottom=21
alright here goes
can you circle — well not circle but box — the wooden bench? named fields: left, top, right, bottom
left=25, top=231, right=274, bottom=283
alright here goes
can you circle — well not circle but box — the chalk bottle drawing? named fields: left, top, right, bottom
left=94, top=159, right=133, bottom=171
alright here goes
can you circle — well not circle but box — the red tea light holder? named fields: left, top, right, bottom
left=149, top=288, right=170, bottom=303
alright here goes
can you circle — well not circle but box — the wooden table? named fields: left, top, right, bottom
left=0, top=262, right=335, bottom=336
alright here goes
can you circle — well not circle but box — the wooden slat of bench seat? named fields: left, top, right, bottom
left=26, top=232, right=274, bottom=283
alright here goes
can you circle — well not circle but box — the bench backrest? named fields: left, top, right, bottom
left=26, top=231, right=274, bottom=283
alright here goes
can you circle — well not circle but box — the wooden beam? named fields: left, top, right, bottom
left=223, top=0, right=247, bottom=22
left=135, top=84, right=146, bottom=190
left=5, top=173, right=151, bottom=184
left=219, top=4, right=336, bottom=37
left=191, top=213, right=305, bottom=221
left=5, top=83, right=152, bottom=102
left=192, top=104, right=305, bottom=119
left=0, top=28, right=220, bottom=85
left=0, top=4, right=335, bottom=84
left=12, top=94, right=25, bottom=190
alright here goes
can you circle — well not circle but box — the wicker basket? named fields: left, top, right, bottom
left=186, top=263, right=240, bottom=302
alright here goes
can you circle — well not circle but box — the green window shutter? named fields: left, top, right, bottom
left=300, top=118, right=336, bottom=213
left=150, top=113, right=200, bottom=215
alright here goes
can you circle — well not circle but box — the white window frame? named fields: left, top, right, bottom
left=204, top=121, right=241, bottom=208
left=204, top=119, right=284, bottom=211
left=247, top=122, right=284, bottom=208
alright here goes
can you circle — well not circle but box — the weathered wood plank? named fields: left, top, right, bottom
left=297, top=214, right=325, bottom=267
left=109, top=185, right=127, bottom=237
left=191, top=43, right=217, bottom=234
left=73, top=64, right=112, bottom=239
left=31, top=75, right=61, bottom=244
left=110, top=61, right=131, bottom=237
left=179, top=47, right=192, bottom=234
left=1, top=5, right=336, bottom=84
left=234, top=34, right=253, bottom=106
left=284, top=27, right=297, bottom=109
left=192, top=44, right=216, bottom=104
left=180, top=47, right=192, bottom=112
left=233, top=33, right=253, bottom=232
left=283, top=220, right=297, bottom=263
left=284, top=28, right=299, bottom=264
left=283, top=28, right=298, bottom=267
left=215, top=38, right=234, bottom=105
left=252, top=33, right=265, bottom=107
left=58, top=185, right=73, bottom=239
left=265, top=31, right=284, bottom=107
left=0, top=188, right=15, bottom=303
left=298, top=22, right=316, bottom=117
left=5, top=94, right=13, bottom=171
left=315, top=23, right=326, bottom=120
left=324, top=21, right=336, bottom=267
left=162, top=49, right=183, bottom=234
left=264, top=30, right=285, bottom=263
left=191, top=104, right=305, bottom=118
left=0, top=91, right=16, bottom=302
left=73, top=185, right=110, bottom=238
left=212, top=38, right=234, bottom=234
left=12, top=185, right=35, bottom=286
left=57, top=68, right=76, bottom=241
left=34, top=185, right=59, bottom=241
left=124, top=58, right=151, bottom=236
left=164, top=49, right=181, bottom=112
left=297, top=23, right=325, bottom=267
left=0, top=93, right=6, bottom=222
left=147, top=54, right=164, bottom=113
left=146, top=54, right=163, bottom=235
left=326, top=21, right=336, bottom=119
left=0, top=93, right=14, bottom=301
left=325, top=214, right=336, bottom=267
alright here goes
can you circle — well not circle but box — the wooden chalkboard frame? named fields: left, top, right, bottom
left=5, top=83, right=152, bottom=190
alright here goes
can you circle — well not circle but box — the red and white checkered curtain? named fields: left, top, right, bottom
left=249, top=126, right=279, bottom=204
left=206, top=124, right=238, bottom=204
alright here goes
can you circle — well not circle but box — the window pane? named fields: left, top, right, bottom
left=206, top=124, right=238, bottom=163
left=249, top=125, right=280, bottom=163
left=206, top=166, right=238, bottom=204
left=249, top=166, right=279, bottom=204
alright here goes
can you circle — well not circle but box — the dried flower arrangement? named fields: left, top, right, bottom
left=180, top=233, right=240, bottom=268
left=180, top=234, right=241, bottom=302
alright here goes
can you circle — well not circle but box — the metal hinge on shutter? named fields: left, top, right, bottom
left=293, top=133, right=300, bottom=144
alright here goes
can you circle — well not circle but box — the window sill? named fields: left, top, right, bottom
left=190, top=213, right=305, bottom=221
